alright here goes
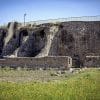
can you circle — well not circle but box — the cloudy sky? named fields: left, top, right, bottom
left=0, top=0, right=100, bottom=25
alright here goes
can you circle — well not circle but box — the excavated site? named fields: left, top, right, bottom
left=0, top=18, right=100, bottom=69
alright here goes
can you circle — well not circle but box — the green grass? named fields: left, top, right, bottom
left=0, top=68, right=100, bottom=100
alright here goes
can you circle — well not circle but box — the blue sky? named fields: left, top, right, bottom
left=0, top=0, right=100, bottom=25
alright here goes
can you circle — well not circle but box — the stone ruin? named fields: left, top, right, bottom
left=0, top=16, right=100, bottom=68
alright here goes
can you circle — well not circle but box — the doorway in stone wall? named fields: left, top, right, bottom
left=72, top=54, right=81, bottom=68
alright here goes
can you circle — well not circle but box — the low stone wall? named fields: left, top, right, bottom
left=84, top=56, right=100, bottom=67
left=0, top=56, right=72, bottom=70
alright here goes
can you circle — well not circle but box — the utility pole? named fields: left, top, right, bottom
left=24, top=13, right=27, bottom=26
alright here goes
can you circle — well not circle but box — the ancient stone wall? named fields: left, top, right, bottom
left=49, top=21, right=100, bottom=67
left=0, top=56, right=72, bottom=69
left=0, top=20, right=100, bottom=67
left=84, top=56, right=100, bottom=67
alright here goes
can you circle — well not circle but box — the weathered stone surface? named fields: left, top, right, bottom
left=17, top=29, right=47, bottom=57
left=49, top=21, right=100, bottom=67
left=0, top=29, right=7, bottom=57
left=0, top=21, right=100, bottom=67
left=0, top=56, right=71, bottom=69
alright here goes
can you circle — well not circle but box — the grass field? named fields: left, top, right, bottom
left=0, top=68, right=100, bottom=100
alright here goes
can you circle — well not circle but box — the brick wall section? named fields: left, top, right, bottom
left=0, top=56, right=72, bottom=69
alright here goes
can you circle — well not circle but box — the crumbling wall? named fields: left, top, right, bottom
left=0, top=21, right=100, bottom=67
left=49, top=21, right=100, bottom=67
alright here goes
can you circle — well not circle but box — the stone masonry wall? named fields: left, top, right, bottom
left=0, top=56, right=72, bottom=70
left=84, top=56, right=100, bottom=67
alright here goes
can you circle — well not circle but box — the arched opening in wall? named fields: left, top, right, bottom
left=72, top=54, right=82, bottom=68
left=20, top=30, right=28, bottom=36
left=40, top=30, right=45, bottom=38
left=31, top=29, right=47, bottom=57
left=17, top=29, right=47, bottom=57
left=18, top=29, right=28, bottom=46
